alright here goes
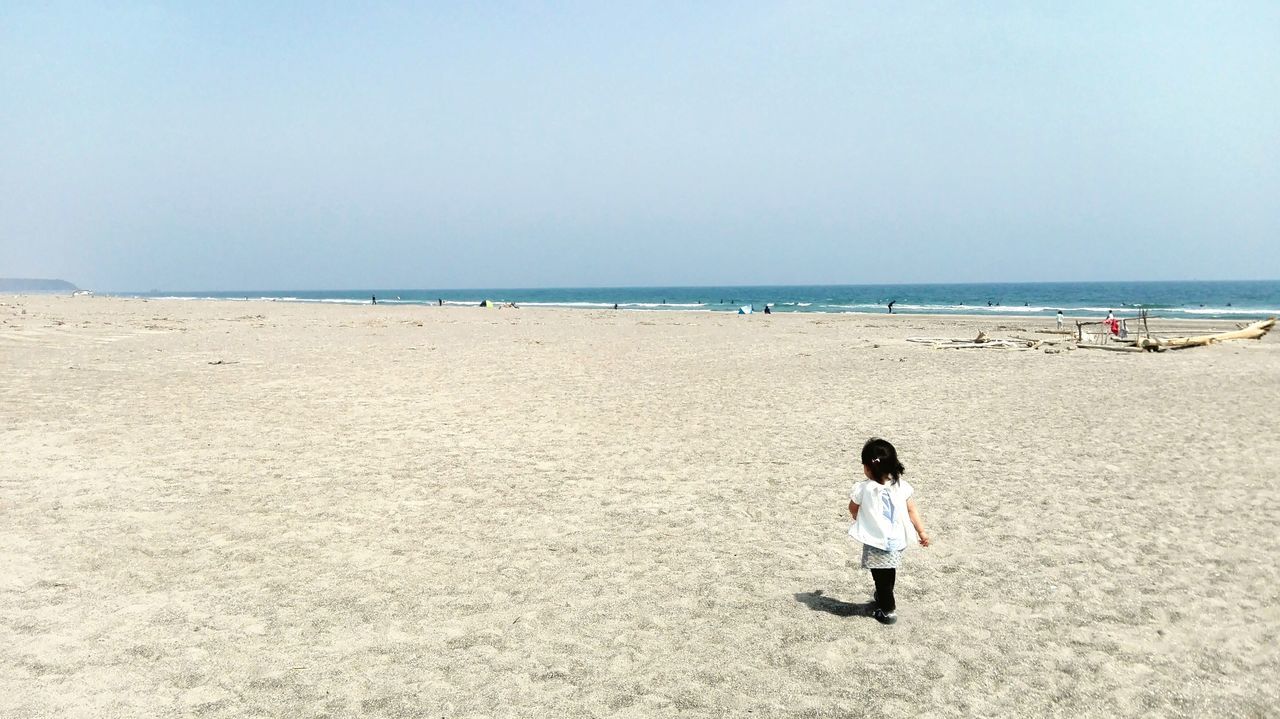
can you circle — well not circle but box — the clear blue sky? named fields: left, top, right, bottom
left=3, top=3, right=1277, bottom=291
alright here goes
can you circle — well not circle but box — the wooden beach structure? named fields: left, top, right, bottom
left=1075, top=309, right=1153, bottom=345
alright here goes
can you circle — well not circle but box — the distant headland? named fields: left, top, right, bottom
left=0, top=278, right=80, bottom=293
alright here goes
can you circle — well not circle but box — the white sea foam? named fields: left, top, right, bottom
left=818, top=304, right=882, bottom=311
left=518, top=301, right=618, bottom=308
left=886, top=303, right=1062, bottom=313
left=279, top=297, right=366, bottom=304
left=629, top=302, right=705, bottom=308
left=518, top=301, right=706, bottom=308
left=1180, top=307, right=1280, bottom=316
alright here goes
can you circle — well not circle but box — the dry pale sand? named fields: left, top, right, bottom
left=2, top=296, right=1278, bottom=718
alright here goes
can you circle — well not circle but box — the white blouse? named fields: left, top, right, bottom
left=848, top=478, right=917, bottom=552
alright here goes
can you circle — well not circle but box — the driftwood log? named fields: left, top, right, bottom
left=1137, top=318, right=1275, bottom=351
left=905, top=334, right=1039, bottom=350
left=1076, top=344, right=1144, bottom=353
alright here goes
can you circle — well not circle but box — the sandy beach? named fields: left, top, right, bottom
left=3, top=296, right=1278, bottom=718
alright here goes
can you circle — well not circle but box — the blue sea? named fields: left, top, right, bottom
left=135, top=281, right=1280, bottom=321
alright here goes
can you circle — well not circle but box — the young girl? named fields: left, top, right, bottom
left=848, top=438, right=930, bottom=624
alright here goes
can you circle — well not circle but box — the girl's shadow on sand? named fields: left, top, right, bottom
left=794, top=589, right=874, bottom=618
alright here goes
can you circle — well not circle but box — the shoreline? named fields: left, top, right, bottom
left=7, top=293, right=1271, bottom=327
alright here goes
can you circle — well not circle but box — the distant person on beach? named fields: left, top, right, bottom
left=1056, top=310, right=1064, bottom=330
left=371, top=295, right=377, bottom=305
left=613, top=303, right=619, bottom=310
left=847, top=438, right=930, bottom=625
left=887, top=300, right=895, bottom=314
left=763, top=304, right=772, bottom=314
left=438, top=298, right=443, bottom=306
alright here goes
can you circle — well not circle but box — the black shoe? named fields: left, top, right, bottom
left=872, top=608, right=898, bottom=625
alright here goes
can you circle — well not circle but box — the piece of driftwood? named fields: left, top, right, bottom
left=906, top=335, right=1038, bottom=350
left=1138, top=318, right=1275, bottom=351
left=1075, top=343, right=1144, bottom=353
left=947, top=342, right=1033, bottom=350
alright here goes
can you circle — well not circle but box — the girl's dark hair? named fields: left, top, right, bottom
left=862, top=437, right=905, bottom=485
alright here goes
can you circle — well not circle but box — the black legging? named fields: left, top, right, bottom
left=871, top=568, right=896, bottom=612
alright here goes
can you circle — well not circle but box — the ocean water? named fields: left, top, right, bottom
left=136, top=281, right=1280, bottom=320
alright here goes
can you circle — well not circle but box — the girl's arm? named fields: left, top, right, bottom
left=848, top=500, right=859, bottom=521
left=906, top=498, right=930, bottom=547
